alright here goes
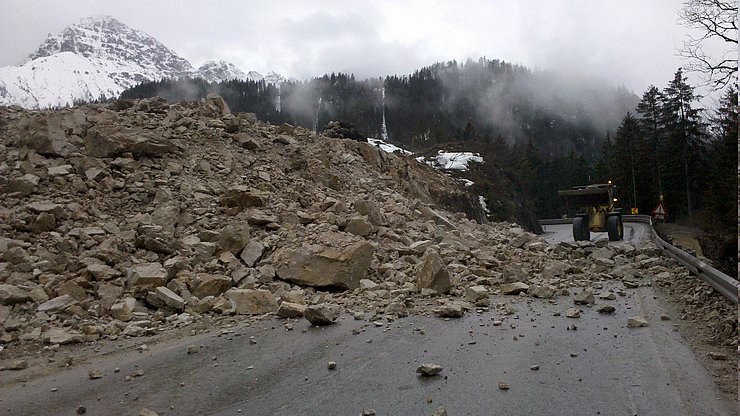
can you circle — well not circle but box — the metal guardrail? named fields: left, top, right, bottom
left=539, top=216, right=738, bottom=304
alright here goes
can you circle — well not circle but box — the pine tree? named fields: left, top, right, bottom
left=703, top=86, right=738, bottom=232
left=659, top=68, right=706, bottom=221
left=635, top=85, right=664, bottom=198
left=612, top=113, right=642, bottom=209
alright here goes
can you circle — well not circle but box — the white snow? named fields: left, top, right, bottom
left=367, top=138, right=412, bottom=155
left=433, top=151, right=484, bottom=171
left=0, top=16, right=294, bottom=109
left=460, top=179, right=474, bottom=187
left=197, top=60, right=248, bottom=83
left=479, top=195, right=491, bottom=215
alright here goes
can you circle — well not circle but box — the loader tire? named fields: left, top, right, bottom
left=573, top=216, right=589, bottom=241
left=607, top=215, right=623, bottom=241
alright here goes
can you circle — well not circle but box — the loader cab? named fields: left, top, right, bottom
left=557, top=182, right=623, bottom=241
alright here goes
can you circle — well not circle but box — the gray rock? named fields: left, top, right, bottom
left=85, top=125, right=174, bottom=158
left=228, top=289, right=278, bottom=315
left=37, top=294, right=76, bottom=313
left=431, top=406, right=448, bottom=416
left=86, top=264, right=120, bottom=281
left=56, top=281, right=86, bottom=301
left=416, top=249, right=451, bottom=294
left=47, top=165, right=73, bottom=176
left=344, top=217, right=374, bottom=237
left=565, top=308, right=581, bottom=318
left=596, top=304, right=616, bottom=314
left=156, top=287, right=185, bottom=310
left=435, top=301, right=465, bottom=318
left=627, top=316, right=648, bottom=327
left=0, top=284, right=30, bottom=305
left=276, top=301, right=307, bottom=318
left=190, top=274, right=232, bottom=298
left=528, top=285, right=556, bottom=299
left=6, top=360, right=29, bottom=371
left=465, top=285, right=488, bottom=302
left=354, top=200, right=386, bottom=226
left=500, top=282, right=529, bottom=295
left=127, top=263, right=167, bottom=291
left=574, top=289, right=595, bottom=305
left=245, top=210, right=279, bottom=225
left=274, top=234, right=375, bottom=290
left=384, top=301, right=408, bottom=317
left=4, top=174, right=40, bottom=196
left=218, top=223, right=250, bottom=254
left=359, top=279, right=379, bottom=291
left=240, top=241, right=264, bottom=267
left=416, top=363, right=443, bottom=376
left=110, top=298, right=136, bottom=321
left=203, top=93, right=231, bottom=118
left=304, top=303, right=341, bottom=326
left=43, top=327, right=85, bottom=344
left=219, top=186, right=267, bottom=208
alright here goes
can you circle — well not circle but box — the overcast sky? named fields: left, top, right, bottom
left=0, top=0, right=721, bottom=99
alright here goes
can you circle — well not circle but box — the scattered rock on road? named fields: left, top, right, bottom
left=565, top=308, right=581, bottom=318
left=431, top=405, right=448, bottom=416
left=627, top=316, right=648, bottom=327
left=435, top=301, right=466, bottom=318
left=416, top=363, right=443, bottom=376
left=304, top=303, right=340, bottom=326
left=574, top=289, right=595, bottom=305
left=596, top=304, right=616, bottom=314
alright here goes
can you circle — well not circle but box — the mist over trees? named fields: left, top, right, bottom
left=121, top=58, right=638, bottom=159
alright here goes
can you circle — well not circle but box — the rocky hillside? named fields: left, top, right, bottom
left=0, top=95, right=734, bottom=354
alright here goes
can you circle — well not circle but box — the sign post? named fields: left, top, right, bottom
left=651, top=200, right=667, bottom=221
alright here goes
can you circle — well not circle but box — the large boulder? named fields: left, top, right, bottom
left=84, top=125, right=174, bottom=158
left=227, top=289, right=278, bottom=315
left=273, top=233, right=375, bottom=290
left=304, top=303, right=341, bottom=326
left=415, top=249, right=451, bottom=294
left=201, top=93, right=231, bottom=118
left=10, top=112, right=84, bottom=157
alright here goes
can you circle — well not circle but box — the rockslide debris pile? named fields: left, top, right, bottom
left=0, top=94, right=734, bottom=349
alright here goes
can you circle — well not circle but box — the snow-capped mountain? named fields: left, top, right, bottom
left=0, top=16, right=290, bottom=109
left=196, top=60, right=248, bottom=83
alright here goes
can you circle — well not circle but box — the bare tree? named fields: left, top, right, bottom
left=678, top=0, right=738, bottom=90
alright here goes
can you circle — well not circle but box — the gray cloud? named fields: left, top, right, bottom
left=0, top=0, right=718, bottom=99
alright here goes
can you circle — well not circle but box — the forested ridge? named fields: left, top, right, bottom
left=121, top=58, right=637, bottom=158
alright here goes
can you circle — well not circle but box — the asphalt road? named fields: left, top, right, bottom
left=1, top=282, right=734, bottom=416
left=541, top=222, right=652, bottom=246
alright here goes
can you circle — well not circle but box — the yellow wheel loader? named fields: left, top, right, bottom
left=558, top=183, right=623, bottom=241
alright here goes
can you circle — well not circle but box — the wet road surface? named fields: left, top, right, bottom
left=1, top=282, right=734, bottom=416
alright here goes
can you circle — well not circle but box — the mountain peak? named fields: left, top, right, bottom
left=25, top=15, right=193, bottom=76
left=197, top=60, right=248, bottom=83
left=0, top=16, right=291, bottom=109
